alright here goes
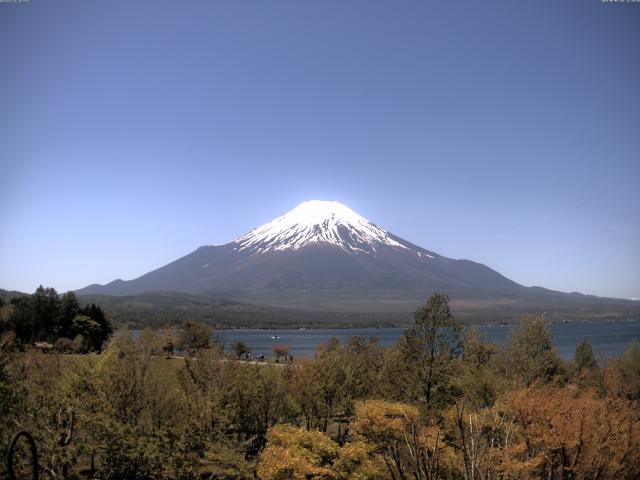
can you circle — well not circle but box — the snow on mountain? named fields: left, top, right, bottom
left=234, top=200, right=409, bottom=254
left=74, top=199, right=640, bottom=321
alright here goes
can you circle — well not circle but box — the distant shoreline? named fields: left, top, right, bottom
left=212, top=317, right=640, bottom=331
left=116, top=317, right=640, bottom=333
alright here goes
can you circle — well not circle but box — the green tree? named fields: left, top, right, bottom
left=57, top=291, right=79, bottom=338
left=503, top=315, right=564, bottom=385
left=178, top=321, right=212, bottom=352
left=71, top=315, right=103, bottom=352
left=9, top=296, right=35, bottom=344
left=0, top=303, right=14, bottom=337
left=231, top=340, right=250, bottom=359
left=459, top=329, right=499, bottom=408
left=401, top=292, right=462, bottom=407
left=291, top=339, right=349, bottom=432
left=3, top=288, right=111, bottom=349
left=31, top=285, right=60, bottom=340
left=574, top=339, right=598, bottom=374
left=78, top=303, right=112, bottom=349
left=341, top=336, right=382, bottom=410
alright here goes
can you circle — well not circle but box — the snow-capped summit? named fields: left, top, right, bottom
left=235, top=200, right=408, bottom=254
left=77, top=200, right=638, bottom=324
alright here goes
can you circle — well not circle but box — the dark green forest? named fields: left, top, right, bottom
left=0, top=286, right=112, bottom=353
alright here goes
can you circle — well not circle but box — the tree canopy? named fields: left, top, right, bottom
left=1, top=286, right=112, bottom=352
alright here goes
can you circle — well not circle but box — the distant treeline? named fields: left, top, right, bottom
left=0, top=286, right=112, bottom=352
left=3, top=287, right=638, bottom=332
left=76, top=291, right=411, bottom=329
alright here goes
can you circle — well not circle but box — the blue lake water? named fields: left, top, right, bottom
left=217, top=320, right=640, bottom=360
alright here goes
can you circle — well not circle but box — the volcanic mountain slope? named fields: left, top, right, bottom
left=77, top=201, right=639, bottom=317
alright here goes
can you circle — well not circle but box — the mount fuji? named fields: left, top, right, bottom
left=77, top=201, right=639, bottom=319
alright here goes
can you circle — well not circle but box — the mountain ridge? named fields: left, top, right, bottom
left=76, top=200, right=640, bottom=319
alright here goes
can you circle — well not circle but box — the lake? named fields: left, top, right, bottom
left=217, top=320, right=640, bottom=360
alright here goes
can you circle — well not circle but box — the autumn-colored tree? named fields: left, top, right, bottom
left=257, top=423, right=387, bottom=480
left=451, top=401, right=516, bottom=480
left=497, top=386, right=640, bottom=479
left=351, top=400, right=456, bottom=480
left=605, top=341, right=640, bottom=402
left=257, top=424, right=340, bottom=479
left=272, top=344, right=289, bottom=361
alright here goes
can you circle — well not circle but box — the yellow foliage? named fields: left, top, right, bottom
left=351, top=399, right=420, bottom=444
left=258, top=424, right=389, bottom=480
left=496, top=386, right=640, bottom=478
left=333, top=441, right=387, bottom=480
left=257, top=424, right=339, bottom=480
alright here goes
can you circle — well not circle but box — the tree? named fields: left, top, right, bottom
left=341, top=336, right=382, bottom=405
left=272, top=344, right=289, bottom=362
left=71, top=315, right=102, bottom=352
left=291, top=339, right=349, bottom=432
left=57, top=291, right=79, bottom=338
left=223, top=363, right=297, bottom=454
left=606, top=341, right=640, bottom=401
left=574, top=339, right=598, bottom=374
left=459, top=329, right=499, bottom=409
left=503, top=315, right=564, bottom=385
left=2, top=287, right=111, bottom=350
left=178, top=321, right=212, bottom=352
left=453, top=401, right=513, bottom=480
left=257, top=424, right=339, bottom=479
left=158, top=328, right=176, bottom=357
left=351, top=400, right=455, bottom=480
left=31, top=285, right=60, bottom=341
left=498, top=386, right=640, bottom=479
left=401, top=292, right=462, bottom=407
left=78, top=303, right=112, bottom=349
left=231, top=340, right=250, bottom=359
left=9, top=296, right=36, bottom=344
left=257, top=423, right=387, bottom=480
left=0, top=302, right=14, bottom=337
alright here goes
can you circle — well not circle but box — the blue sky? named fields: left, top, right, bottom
left=1, top=0, right=638, bottom=299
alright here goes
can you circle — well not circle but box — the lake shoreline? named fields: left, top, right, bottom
left=211, top=320, right=640, bottom=361
left=214, top=317, right=640, bottom=332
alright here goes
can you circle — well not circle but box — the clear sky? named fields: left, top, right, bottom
left=1, top=0, right=638, bottom=300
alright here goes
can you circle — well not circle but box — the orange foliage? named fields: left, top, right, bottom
left=498, top=387, right=640, bottom=479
